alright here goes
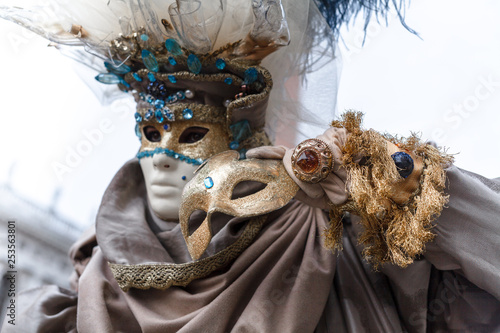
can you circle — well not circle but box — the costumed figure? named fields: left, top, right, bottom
left=1, top=1, right=500, bottom=332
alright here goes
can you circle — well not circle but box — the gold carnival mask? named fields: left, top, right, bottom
left=179, top=150, right=299, bottom=260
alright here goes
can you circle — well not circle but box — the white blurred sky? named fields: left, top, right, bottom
left=0, top=0, right=499, bottom=229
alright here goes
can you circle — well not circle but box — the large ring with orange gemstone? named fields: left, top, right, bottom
left=291, top=139, right=333, bottom=183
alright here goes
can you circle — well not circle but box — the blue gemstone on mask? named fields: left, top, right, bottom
left=216, top=58, right=226, bottom=70
left=144, top=110, right=153, bottom=120
left=168, top=75, right=177, bottom=83
left=95, top=73, right=121, bottom=84
left=141, top=34, right=149, bottom=41
left=182, top=108, right=193, bottom=120
left=155, top=110, right=164, bottom=123
left=154, top=99, right=165, bottom=109
left=244, top=67, right=258, bottom=84
left=132, top=73, right=142, bottom=82
left=391, top=152, right=414, bottom=178
left=224, top=77, right=233, bottom=85
left=147, top=73, right=156, bottom=82
left=134, top=112, right=142, bottom=122
left=163, top=123, right=171, bottom=131
left=176, top=91, right=185, bottom=100
left=230, top=120, right=252, bottom=143
left=187, top=54, right=202, bottom=74
left=229, top=141, right=239, bottom=150
left=168, top=56, right=177, bottom=66
left=204, top=177, right=214, bottom=189
left=165, top=39, right=183, bottom=56
left=141, top=50, right=159, bottom=72
left=104, top=61, right=131, bottom=74
left=135, top=124, right=142, bottom=139
left=163, top=108, right=175, bottom=121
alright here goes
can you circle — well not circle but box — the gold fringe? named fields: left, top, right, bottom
left=327, top=111, right=454, bottom=268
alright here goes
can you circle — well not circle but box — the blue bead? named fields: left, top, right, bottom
left=170, top=95, right=178, bottom=103
left=174, top=153, right=179, bottom=159
left=119, top=78, right=131, bottom=88
left=195, top=158, right=203, bottom=165
left=182, top=176, right=187, bottom=180
left=168, top=56, right=177, bottom=66
left=391, top=152, right=414, bottom=178
left=155, top=110, right=164, bottom=123
left=230, top=120, right=252, bottom=143
left=135, top=124, right=142, bottom=139
left=165, top=39, right=183, bottom=56
left=144, top=110, right=153, bottom=120
left=168, top=75, right=177, bottom=83
left=141, top=34, right=149, bottom=41
left=148, top=73, right=156, bottom=82
left=104, top=61, right=131, bottom=74
left=141, top=49, right=159, bottom=72
left=229, top=141, right=239, bottom=150
left=204, top=176, right=214, bottom=189
left=216, top=58, right=226, bottom=70
left=176, top=91, right=185, bottom=100
left=139, top=93, right=146, bottom=101
left=163, top=123, right=171, bottom=131
left=163, top=108, right=175, bottom=121
left=244, top=67, right=258, bottom=84
left=147, top=95, right=154, bottom=103
left=154, top=99, right=165, bottom=109
left=95, top=73, right=121, bottom=84
left=134, top=112, right=142, bottom=122
left=132, top=73, right=142, bottom=82
left=187, top=54, right=202, bottom=74
left=224, top=77, right=233, bottom=85
left=182, top=108, right=193, bottom=120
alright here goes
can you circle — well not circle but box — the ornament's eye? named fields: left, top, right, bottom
left=144, top=126, right=162, bottom=142
left=391, top=152, right=414, bottom=178
left=179, top=127, right=209, bottom=144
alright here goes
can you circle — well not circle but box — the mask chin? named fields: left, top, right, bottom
left=140, top=153, right=198, bottom=221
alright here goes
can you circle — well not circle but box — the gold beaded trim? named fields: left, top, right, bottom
left=137, top=103, right=226, bottom=124
left=108, top=215, right=267, bottom=292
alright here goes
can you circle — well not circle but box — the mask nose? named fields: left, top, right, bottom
left=152, top=152, right=174, bottom=170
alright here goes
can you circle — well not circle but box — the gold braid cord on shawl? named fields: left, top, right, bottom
left=109, top=215, right=266, bottom=292
left=324, top=111, right=454, bottom=268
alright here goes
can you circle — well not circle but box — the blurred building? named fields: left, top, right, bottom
left=0, top=183, right=83, bottom=327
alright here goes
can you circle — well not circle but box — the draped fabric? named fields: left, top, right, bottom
left=4, top=161, right=500, bottom=332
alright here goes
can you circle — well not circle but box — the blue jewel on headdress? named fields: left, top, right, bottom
left=165, top=39, right=183, bottom=56
left=391, top=152, right=414, bottom=178
left=216, top=58, right=226, bottom=70
left=147, top=95, right=154, bottom=103
left=134, top=112, right=142, bottom=122
left=141, top=50, right=159, bottom=72
left=187, top=54, right=202, bottom=74
left=104, top=61, right=131, bottom=75
left=168, top=75, right=177, bottom=83
left=176, top=91, right=185, bottom=100
left=95, top=73, right=121, bottom=84
left=141, top=34, right=149, bottom=41
left=168, top=56, right=177, bottom=66
left=224, top=77, right=233, bottom=85
left=163, top=123, right=171, bottom=131
left=230, top=119, right=252, bottom=143
left=147, top=73, right=156, bottom=82
left=182, top=108, right=193, bottom=120
left=154, top=99, right=165, bottom=109
left=135, top=124, right=142, bottom=139
left=243, top=67, right=258, bottom=84
left=119, top=78, right=131, bottom=88
left=204, top=177, right=214, bottom=189
left=155, top=110, right=164, bottom=123
left=139, top=92, right=146, bottom=101
left=132, top=73, right=142, bottom=82
left=144, top=110, right=153, bottom=120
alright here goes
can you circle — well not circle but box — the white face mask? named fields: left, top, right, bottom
left=140, top=154, right=198, bottom=221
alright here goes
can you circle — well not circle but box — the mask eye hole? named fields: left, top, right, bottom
left=188, top=210, right=207, bottom=236
left=143, top=126, right=162, bottom=142
left=179, top=127, right=209, bottom=144
left=231, top=181, right=267, bottom=200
